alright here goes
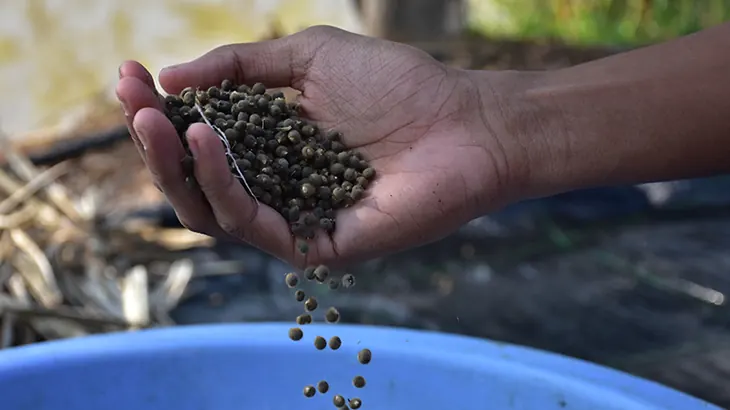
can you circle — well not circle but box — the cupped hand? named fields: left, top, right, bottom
left=116, top=25, right=512, bottom=268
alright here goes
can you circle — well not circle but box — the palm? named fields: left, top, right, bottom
left=117, top=26, right=496, bottom=268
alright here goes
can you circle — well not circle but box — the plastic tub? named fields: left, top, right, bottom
left=0, top=323, right=720, bottom=410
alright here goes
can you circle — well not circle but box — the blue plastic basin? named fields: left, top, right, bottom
left=0, top=323, right=720, bottom=410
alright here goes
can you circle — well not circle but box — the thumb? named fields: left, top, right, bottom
left=158, top=25, right=343, bottom=94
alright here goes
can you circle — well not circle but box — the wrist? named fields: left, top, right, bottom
left=464, top=69, right=568, bottom=206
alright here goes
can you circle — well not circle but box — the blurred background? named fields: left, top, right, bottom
left=1, top=0, right=730, bottom=407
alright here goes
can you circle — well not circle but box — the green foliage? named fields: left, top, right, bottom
left=467, top=0, right=730, bottom=45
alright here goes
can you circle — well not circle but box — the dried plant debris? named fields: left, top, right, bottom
left=162, top=81, right=377, bottom=242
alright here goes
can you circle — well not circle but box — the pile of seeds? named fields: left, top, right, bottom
left=163, top=80, right=374, bottom=409
left=162, top=79, right=376, bottom=241
left=287, top=266, right=368, bottom=409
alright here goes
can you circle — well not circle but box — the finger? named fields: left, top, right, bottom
left=116, top=74, right=162, bottom=161
left=119, top=60, right=159, bottom=94
left=131, top=108, right=228, bottom=238
left=158, top=25, right=341, bottom=94
left=186, top=123, right=294, bottom=259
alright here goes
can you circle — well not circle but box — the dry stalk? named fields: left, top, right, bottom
left=9, top=228, right=63, bottom=306
left=0, top=161, right=71, bottom=214
left=0, top=133, right=84, bottom=223
left=0, top=169, right=60, bottom=228
left=121, top=265, right=150, bottom=329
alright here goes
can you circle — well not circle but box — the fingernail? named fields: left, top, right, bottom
left=187, top=134, right=199, bottom=159
left=132, top=124, right=147, bottom=151
left=119, top=100, right=130, bottom=116
left=161, top=64, right=180, bottom=75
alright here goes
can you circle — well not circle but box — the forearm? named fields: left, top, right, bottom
left=480, top=22, right=730, bottom=200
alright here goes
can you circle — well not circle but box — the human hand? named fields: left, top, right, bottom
left=116, top=26, right=518, bottom=268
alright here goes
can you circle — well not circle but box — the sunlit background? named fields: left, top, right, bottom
left=1, top=0, right=730, bottom=408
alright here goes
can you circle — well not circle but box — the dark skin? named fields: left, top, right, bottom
left=116, top=26, right=505, bottom=268
left=117, top=23, right=730, bottom=269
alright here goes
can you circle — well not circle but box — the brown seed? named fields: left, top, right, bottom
left=330, top=163, right=345, bottom=175
left=313, top=265, right=330, bottom=282
left=317, top=380, right=329, bottom=393
left=314, top=335, right=327, bottom=350
left=301, top=182, right=316, bottom=198
left=328, top=336, right=342, bottom=350
left=362, top=167, right=376, bottom=180
left=349, top=398, right=362, bottom=409
left=301, top=145, right=315, bottom=159
left=303, top=385, right=316, bottom=398
left=304, top=297, right=318, bottom=312
left=288, top=130, right=301, bottom=144
left=325, top=307, right=340, bottom=324
left=357, top=348, right=371, bottom=364
left=295, top=289, right=306, bottom=302
left=333, top=394, right=346, bottom=407
left=296, top=313, right=312, bottom=325
left=304, top=266, right=316, bottom=280
left=343, top=168, right=357, bottom=181
left=341, top=273, right=356, bottom=288
left=251, top=82, right=266, bottom=95
left=332, top=187, right=346, bottom=202
left=289, top=327, right=303, bottom=341
left=285, top=272, right=299, bottom=288
left=351, top=185, right=365, bottom=201
left=319, top=218, right=335, bottom=232
left=352, top=376, right=366, bottom=388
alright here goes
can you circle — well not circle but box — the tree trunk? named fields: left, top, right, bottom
left=356, top=0, right=466, bottom=42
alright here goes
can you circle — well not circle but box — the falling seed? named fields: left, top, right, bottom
left=328, top=278, right=340, bottom=290
left=304, top=297, right=318, bottom=312
left=314, top=265, right=330, bottom=282
left=341, top=274, right=356, bottom=288
left=297, top=240, right=309, bottom=254
left=285, top=272, right=299, bottom=288
left=348, top=398, right=362, bottom=409
left=289, top=327, right=303, bottom=341
left=325, top=307, right=340, bottom=324
left=317, top=380, right=329, bottom=394
left=314, top=336, right=327, bottom=350
left=303, top=385, right=316, bottom=398
left=333, top=394, right=346, bottom=407
left=328, top=336, right=342, bottom=350
left=295, top=289, right=306, bottom=302
left=352, top=375, right=366, bottom=388
left=357, top=348, right=371, bottom=364
left=304, top=266, right=316, bottom=281
left=296, top=313, right=312, bottom=325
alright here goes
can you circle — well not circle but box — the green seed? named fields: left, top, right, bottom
left=304, top=266, right=316, bottom=281
left=297, top=240, right=309, bottom=254
left=295, top=290, right=306, bottom=302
